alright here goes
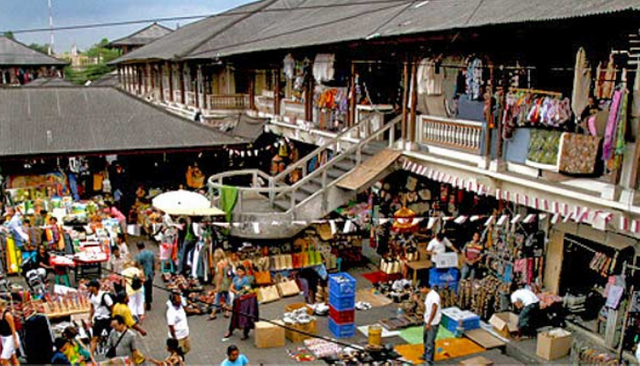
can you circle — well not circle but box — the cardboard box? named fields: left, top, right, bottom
left=255, top=320, right=285, bottom=349
left=488, top=312, right=519, bottom=338
left=459, top=356, right=494, bottom=366
left=285, top=319, right=317, bottom=343
left=285, top=302, right=313, bottom=315
left=434, top=252, right=459, bottom=268
left=536, top=328, right=572, bottom=360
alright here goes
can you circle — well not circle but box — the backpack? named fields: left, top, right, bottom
left=100, top=292, right=115, bottom=310
left=131, top=275, right=143, bottom=291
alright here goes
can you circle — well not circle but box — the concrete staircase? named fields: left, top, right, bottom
left=209, top=113, right=401, bottom=239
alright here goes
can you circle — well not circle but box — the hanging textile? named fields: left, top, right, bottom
left=220, top=186, right=239, bottom=222
left=558, top=133, right=601, bottom=174
left=526, top=129, right=562, bottom=170
left=416, top=58, right=445, bottom=96
left=283, top=54, right=295, bottom=80
left=595, top=53, right=616, bottom=100
left=602, top=88, right=624, bottom=161
left=571, top=47, right=591, bottom=117
left=312, top=54, right=335, bottom=83
left=466, top=58, right=483, bottom=100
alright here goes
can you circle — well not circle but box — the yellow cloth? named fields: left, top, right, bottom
left=112, top=303, right=136, bottom=328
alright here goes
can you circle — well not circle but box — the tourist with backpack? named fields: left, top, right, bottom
left=87, top=279, right=114, bottom=355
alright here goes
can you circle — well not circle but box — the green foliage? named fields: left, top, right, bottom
left=3, top=31, right=14, bottom=39
left=84, top=38, right=120, bottom=63
left=64, top=38, right=119, bottom=85
left=28, top=43, right=49, bottom=54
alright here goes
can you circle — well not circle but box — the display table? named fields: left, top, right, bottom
left=406, top=260, right=432, bottom=286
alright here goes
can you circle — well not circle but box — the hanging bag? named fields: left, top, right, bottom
left=277, top=277, right=300, bottom=297
left=254, top=270, right=272, bottom=286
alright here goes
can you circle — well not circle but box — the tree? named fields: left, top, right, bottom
left=3, top=31, right=14, bottom=40
left=64, top=38, right=119, bottom=85
left=28, top=43, right=49, bottom=54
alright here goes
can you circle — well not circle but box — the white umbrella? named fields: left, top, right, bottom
left=152, top=190, right=224, bottom=216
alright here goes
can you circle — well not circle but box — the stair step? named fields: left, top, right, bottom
left=273, top=200, right=290, bottom=212
left=333, top=159, right=356, bottom=172
left=282, top=190, right=313, bottom=205
left=299, top=180, right=322, bottom=195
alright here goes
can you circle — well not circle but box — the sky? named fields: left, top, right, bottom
left=0, top=0, right=254, bottom=53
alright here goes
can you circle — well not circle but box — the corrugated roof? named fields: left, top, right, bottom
left=89, top=71, right=119, bottom=87
left=23, top=77, right=75, bottom=87
left=110, top=0, right=640, bottom=64
left=222, top=113, right=267, bottom=141
left=0, top=87, right=244, bottom=157
left=109, top=23, right=173, bottom=47
left=0, top=36, right=68, bottom=66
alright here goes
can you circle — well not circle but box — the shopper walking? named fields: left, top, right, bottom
left=210, top=249, right=232, bottom=320
left=224, top=266, right=258, bottom=341
left=0, top=300, right=20, bottom=366
left=111, top=292, right=147, bottom=337
left=221, top=345, right=249, bottom=366
left=87, top=279, right=114, bottom=355
left=105, top=315, right=138, bottom=360
left=418, top=281, right=441, bottom=365
left=166, top=293, right=190, bottom=355
left=135, top=241, right=157, bottom=311
left=121, top=263, right=145, bottom=323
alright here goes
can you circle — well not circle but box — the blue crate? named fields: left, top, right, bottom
left=442, top=314, right=480, bottom=334
left=329, top=273, right=357, bottom=296
left=429, top=268, right=459, bottom=286
left=328, top=318, right=355, bottom=338
left=328, top=290, right=355, bottom=311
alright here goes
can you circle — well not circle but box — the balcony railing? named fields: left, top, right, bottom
left=205, top=94, right=250, bottom=110
left=173, top=90, right=182, bottom=103
left=418, top=115, right=484, bottom=155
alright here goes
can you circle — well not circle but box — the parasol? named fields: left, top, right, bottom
left=152, top=190, right=224, bottom=216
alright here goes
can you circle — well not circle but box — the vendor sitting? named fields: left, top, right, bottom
left=511, top=287, right=541, bottom=338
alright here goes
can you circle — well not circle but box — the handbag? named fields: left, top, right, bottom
left=254, top=271, right=272, bottom=286
left=257, top=285, right=280, bottom=304
left=106, top=328, right=128, bottom=358
left=132, top=349, right=145, bottom=364
left=277, top=277, right=300, bottom=297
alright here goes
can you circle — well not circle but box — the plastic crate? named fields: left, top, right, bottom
left=328, top=318, right=355, bottom=338
left=329, top=273, right=357, bottom=296
left=429, top=268, right=459, bottom=286
left=328, top=290, right=355, bottom=311
left=329, top=305, right=355, bottom=324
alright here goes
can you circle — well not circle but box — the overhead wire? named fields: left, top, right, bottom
left=0, top=0, right=422, bottom=35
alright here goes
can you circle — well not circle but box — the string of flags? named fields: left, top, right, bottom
left=402, top=159, right=640, bottom=235
left=227, top=137, right=292, bottom=158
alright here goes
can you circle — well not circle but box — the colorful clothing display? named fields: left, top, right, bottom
left=558, top=133, right=601, bottom=174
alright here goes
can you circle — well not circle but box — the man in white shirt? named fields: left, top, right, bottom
left=426, top=232, right=459, bottom=256
left=511, top=287, right=541, bottom=337
left=416, top=281, right=441, bottom=365
left=87, top=279, right=114, bottom=354
left=167, top=293, right=190, bottom=355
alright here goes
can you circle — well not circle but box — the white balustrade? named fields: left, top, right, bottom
left=419, top=115, right=484, bottom=154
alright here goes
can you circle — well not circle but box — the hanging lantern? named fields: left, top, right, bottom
left=392, top=206, right=419, bottom=233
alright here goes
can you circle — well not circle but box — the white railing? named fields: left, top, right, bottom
left=418, top=115, right=484, bottom=154
left=173, top=90, right=182, bottom=103
left=282, top=99, right=305, bottom=121
left=163, top=89, right=172, bottom=101
left=205, top=94, right=250, bottom=110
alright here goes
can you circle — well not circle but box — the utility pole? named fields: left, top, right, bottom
left=47, top=0, right=54, bottom=55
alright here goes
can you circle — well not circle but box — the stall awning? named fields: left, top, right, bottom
left=337, top=149, right=401, bottom=191
left=0, top=87, right=245, bottom=158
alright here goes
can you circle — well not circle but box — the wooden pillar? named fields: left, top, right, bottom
left=349, top=62, right=357, bottom=127
left=401, top=56, right=409, bottom=143
left=195, top=66, right=201, bottom=109
left=159, top=64, right=165, bottom=102
left=273, top=69, right=281, bottom=115
left=409, top=57, right=418, bottom=143
left=117, top=66, right=122, bottom=86
left=305, top=75, right=314, bottom=122
left=248, top=71, right=256, bottom=110
left=137, top=65, right=143, bottom=94
left=150, top=63, right=156, bottom=93
left=497, top=73, right=508, bottom=160
left=179, top=63, right=186, bottom=105
left=168, top=62, right=174, bottom=102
